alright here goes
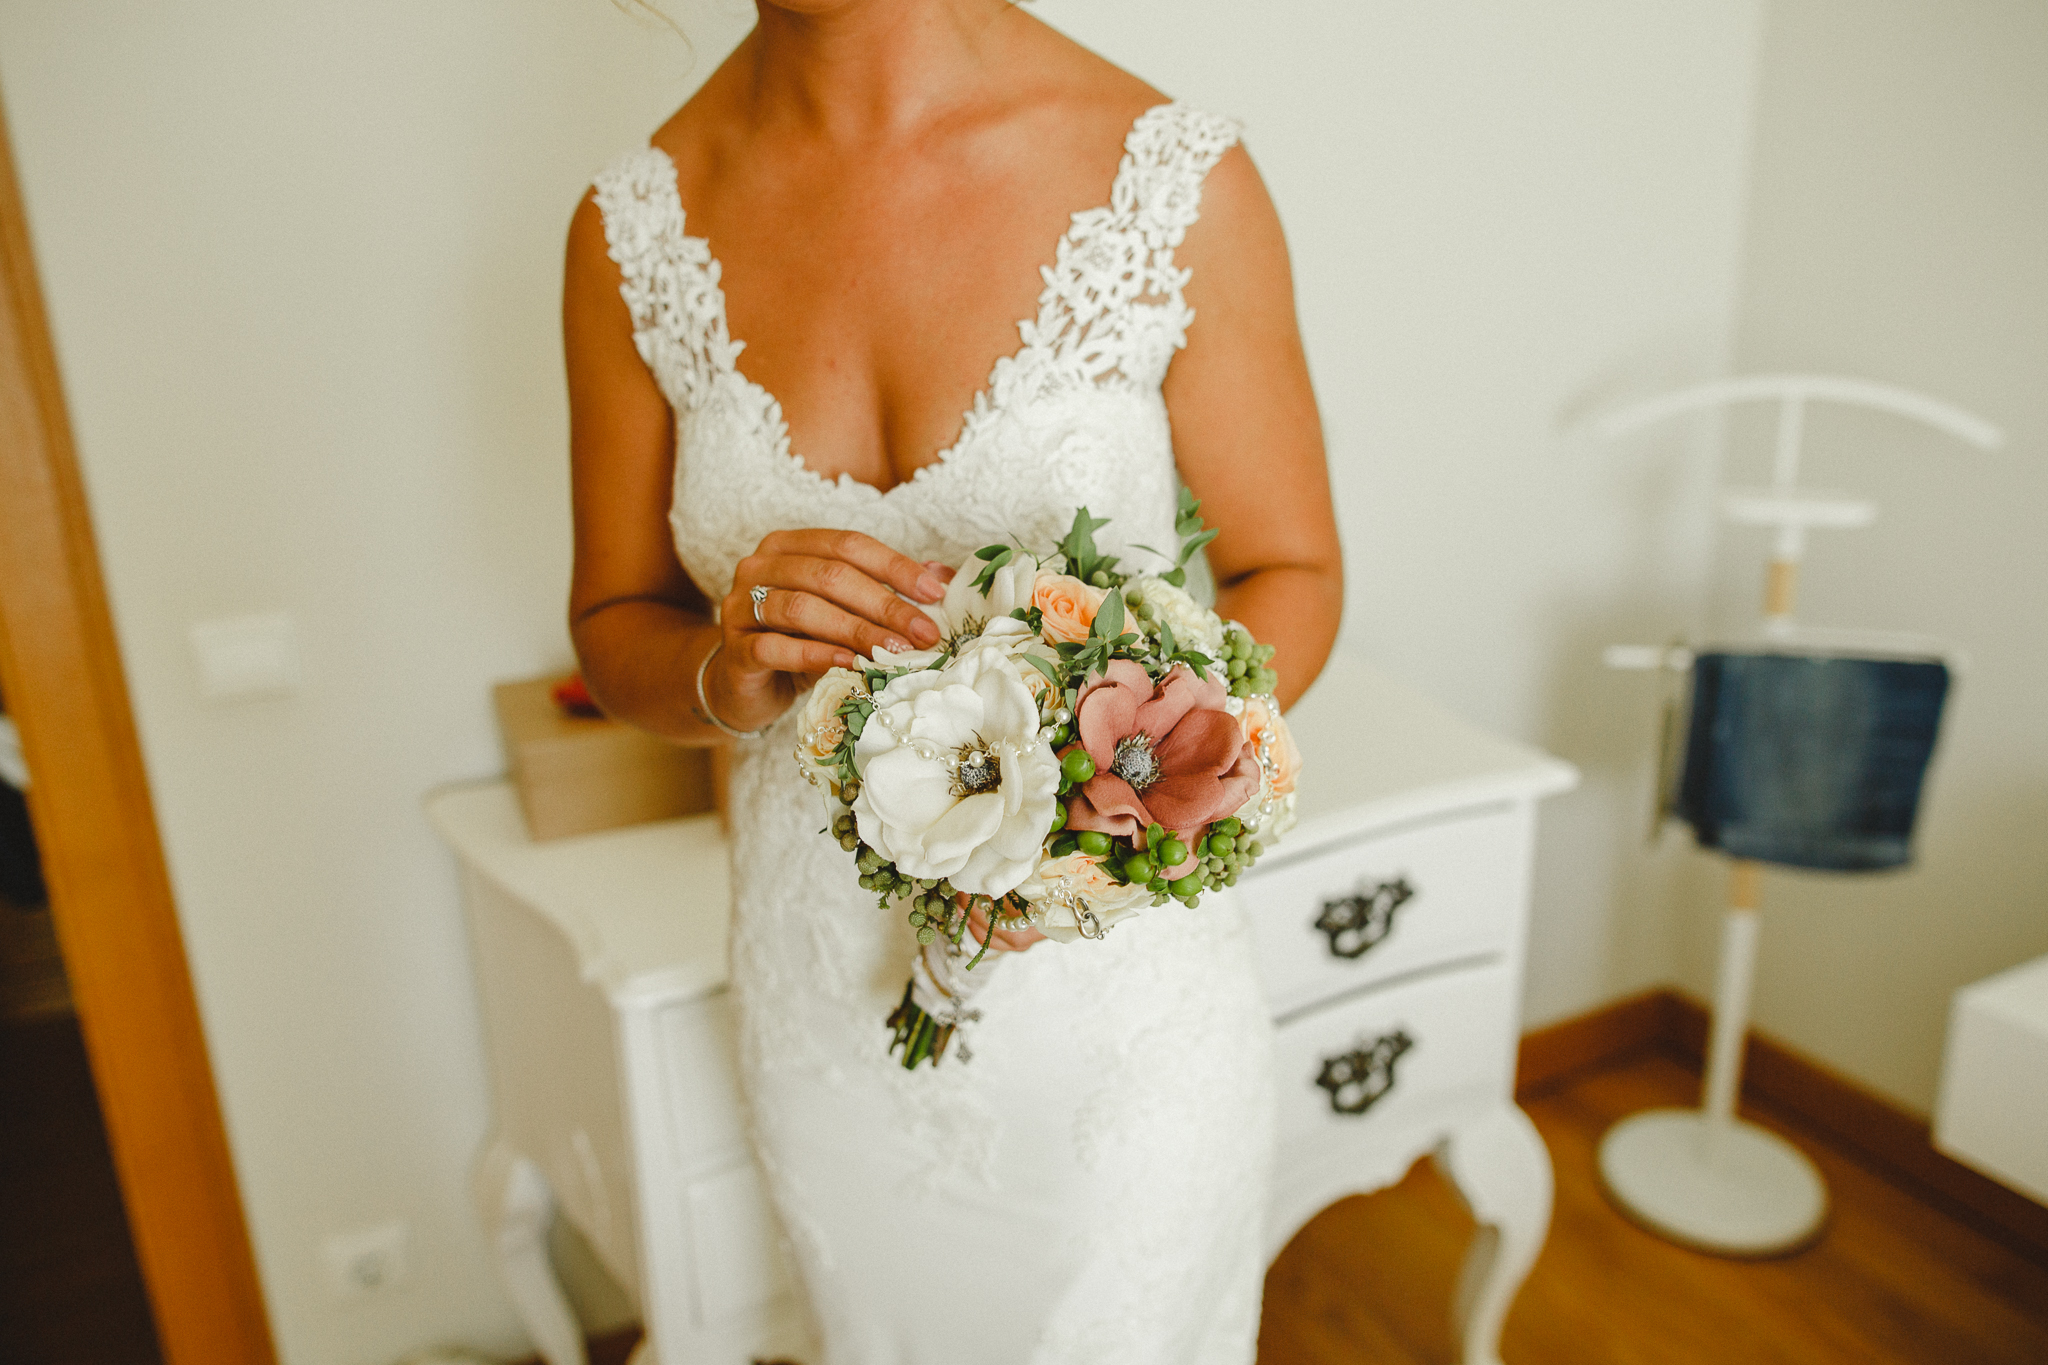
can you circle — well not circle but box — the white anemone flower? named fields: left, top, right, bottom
left=869, top=550, right=1044, bottom=670
left=850, top=639, right=1060, bottom=897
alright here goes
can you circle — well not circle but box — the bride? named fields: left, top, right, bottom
left=564, top=1, right=1342, bottom=1359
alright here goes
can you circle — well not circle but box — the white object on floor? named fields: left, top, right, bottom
left=1598, top=1109, right=1827, bottom=1256
left=1935, top=953, right=2048, bottom=1206
left=428, top=657, right=1576, bottom=1365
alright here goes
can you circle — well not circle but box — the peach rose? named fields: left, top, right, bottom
left=1238, top=695, right=1302, bottom=799
left=1033, top=572, right=1107, bottom=645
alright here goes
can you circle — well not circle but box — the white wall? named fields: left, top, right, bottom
left=0, top=2, right=1762, bottom=1360
left=1674, top=0, right=2048, bottom=1116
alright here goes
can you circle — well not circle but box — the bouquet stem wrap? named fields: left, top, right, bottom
left=887, top=926, right=1005, bottom=1068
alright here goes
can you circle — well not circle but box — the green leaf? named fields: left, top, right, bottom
left=1091, top=588, right=1126, bottom=644
left=1175, top=486, right=1203, bottom=536
left=1156, top=618, right=1178, bottom=657
left=1057, top=507, right=1113, bottom=583
left=969, top=544, right=1015, bottom=595
left=1021, top=653, right=1062, bottom=687
left=1162, top=567, right=1187, bottom=588
left=1177, top=526, right=1220, bottom=566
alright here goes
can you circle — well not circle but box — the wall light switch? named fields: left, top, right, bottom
left=189, top=612, right=299, bottom=700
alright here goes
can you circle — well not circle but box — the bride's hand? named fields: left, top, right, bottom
left=706, top=530, right=950, bottom=730
left=967, top=899, right=1046, bottom=954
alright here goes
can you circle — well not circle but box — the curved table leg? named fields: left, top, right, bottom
left=1433, top=1104, right=1553, bottom=1365
left=475, top=1138, right=589, bottom=1365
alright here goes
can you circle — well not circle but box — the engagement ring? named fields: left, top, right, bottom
left=750, top=584, right=771, bottom=624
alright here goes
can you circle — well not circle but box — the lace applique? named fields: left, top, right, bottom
left=589, top=104, right=1241, bottom=604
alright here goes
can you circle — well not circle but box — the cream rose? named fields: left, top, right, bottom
left=795, top=668, right=862, bottom=799
left=1124, top=575, right=1225, bottom=658
left=850, top=640, right=1060, bottom=897
left=1032, top=572, right=1107, bottom=645
left=1014, top=852, right=1155, bottom=944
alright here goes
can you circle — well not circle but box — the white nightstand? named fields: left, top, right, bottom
left=428, top=656, right=1576, bottom=1365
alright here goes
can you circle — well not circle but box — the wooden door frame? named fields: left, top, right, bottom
left=0, top=94, right=276, bottom=1365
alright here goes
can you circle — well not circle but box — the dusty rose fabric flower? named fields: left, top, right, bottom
left=1062, top=660, right=1259, bottom=878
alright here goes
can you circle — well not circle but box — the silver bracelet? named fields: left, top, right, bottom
left=695, top=640, right=769, bottom=740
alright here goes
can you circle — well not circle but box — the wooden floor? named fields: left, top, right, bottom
left=0, top=1010, right=162, bottom=1365
left=569, top=1042, right=2048, bottom=1365
left=1258, top=1046, right=2048, bottom=1365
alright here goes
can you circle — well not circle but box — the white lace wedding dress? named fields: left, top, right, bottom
left=592, top=103, right=1275, bottom=1365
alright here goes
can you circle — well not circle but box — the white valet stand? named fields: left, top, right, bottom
left=1592, top=374, right=2001, bottom=1256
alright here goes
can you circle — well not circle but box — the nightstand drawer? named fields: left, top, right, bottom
left=1275, top=959, right=1517, bottom=1149
left=1246, top=804, right=1523, bottom=1017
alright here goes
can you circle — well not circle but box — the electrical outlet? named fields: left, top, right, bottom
left=323, top=1221, right=411, bottom=1301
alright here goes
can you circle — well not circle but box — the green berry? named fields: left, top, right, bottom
left=1209, top=833, right=1236, bottom=856
left=1062, top=749, right=1096, bottom=784
left=1215, top=817, right=1242, bottom=838
left=1184, top=894, right=1201, bottom=909
left=1156, top=838, right=1188, bottom=867
left=908, top=910, right=927, bottom=928
left=1123, top=853, right=1156, bottom=885
left=1049, top=803, right=1068, bottom=833
left=1089, top=570, right=1111, bottom=588
left=1247, top=840, right=1265, bottom=858
left=1169, top=873, right=1204, bottom=897
left=1075, top=830, right=1113, bottom=858
left=916, top=927, right=936, bottom=945
left=1223, top=870, right=1239, bottom=886
left=1227, top=658, right=1247, bottom=678
left=1050, top=724, right=1071, bottom=747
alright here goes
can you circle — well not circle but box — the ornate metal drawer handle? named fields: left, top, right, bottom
left=1315, top=1029, right=1414, bottom=1116
left=1315, top=876, right=1415, bottom=959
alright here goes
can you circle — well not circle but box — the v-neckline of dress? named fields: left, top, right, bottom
left=645, top=101, right=1177, bottom=502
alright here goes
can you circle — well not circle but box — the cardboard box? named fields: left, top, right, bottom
left=492, top=676, right=720, bottom=841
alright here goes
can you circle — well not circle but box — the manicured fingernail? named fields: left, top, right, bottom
left=910, top=617, right=940, bottom=646
left=837, top=653, right=858, bottom=669
left=915, top=573, right=944, bottom=601
left=883, top=638, right=910, bottom=653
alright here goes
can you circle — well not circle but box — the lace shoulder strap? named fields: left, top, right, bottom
left=1112, top=104, right=1244, bottom=248
left=589, top=147, right=736, bottom=408
left=1020, top=104, right=1243, bottom=391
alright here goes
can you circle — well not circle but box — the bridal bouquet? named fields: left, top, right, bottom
left=794, top=494, right=1301, bottom=1069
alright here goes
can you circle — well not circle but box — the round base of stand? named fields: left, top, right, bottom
left=1598, top=1108, right=1828, bottom=1257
